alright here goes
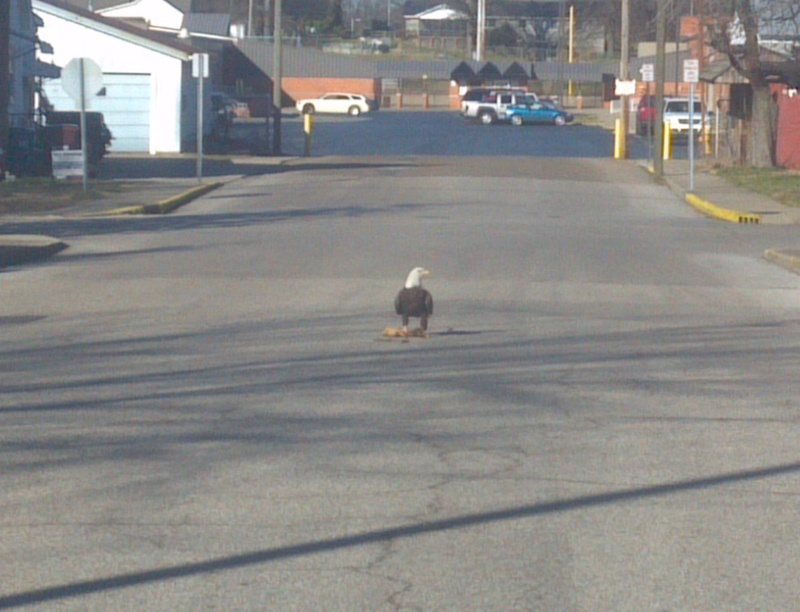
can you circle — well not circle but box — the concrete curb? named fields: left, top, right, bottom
left=0, top=235, right=68, bottom=269
left=103, top=182, right=223, bottom=216
left=764, top=249, right=800, bottom=274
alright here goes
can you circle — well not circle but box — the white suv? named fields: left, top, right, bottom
left=663, top=97, right=712, bottom=135
left=461, top=89, right=539, bottom=125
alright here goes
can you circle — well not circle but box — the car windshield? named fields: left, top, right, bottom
left=666, top=101, right=703, bottom=113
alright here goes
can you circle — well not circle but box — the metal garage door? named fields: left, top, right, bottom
left=43, top=73, right=151, bottom=152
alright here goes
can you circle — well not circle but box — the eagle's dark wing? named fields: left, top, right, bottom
left=424, top=290, right=433, bottom=316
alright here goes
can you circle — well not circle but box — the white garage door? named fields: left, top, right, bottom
left=43, top=73, right=151, bottom=152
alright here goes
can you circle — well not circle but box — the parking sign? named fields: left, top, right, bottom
left=683, top=59, right=700, bottom=83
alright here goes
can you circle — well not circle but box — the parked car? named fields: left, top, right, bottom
left=663, top=97, right=712, bottom=136
left=538, top=99, right=574, bottom=122
left=636, top=94, right=658, bottom=134
left=506, top=101, right=573, bottom=126
left=461, top=89, right=539, bottom=125
left=636, top=95, right=712, bottom=136
left=295, top=93, right=372, bottom=116
left=44, top=111, right=113, bottom=163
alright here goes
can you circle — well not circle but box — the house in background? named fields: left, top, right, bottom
left=404, top=4, right=471, bottom=52
left=33, top=0, right=199, bottom=154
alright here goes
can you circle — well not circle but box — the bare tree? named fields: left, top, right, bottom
left=705, top=0, right=799, bottom=167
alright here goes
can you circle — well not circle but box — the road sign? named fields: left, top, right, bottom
left=61, top=57, right=103, bottom=105
left=51, top=150, right=83, bottom=180
left=683, top=59, right=700, bottom=83
left=640, top=63, right=654, bottom=83
left=615, top=79, right=636, bottom=96
left=192, top=53, right=209, bottom=78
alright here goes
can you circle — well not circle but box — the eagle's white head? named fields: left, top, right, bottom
left=404, top=267, right=431, bottom=289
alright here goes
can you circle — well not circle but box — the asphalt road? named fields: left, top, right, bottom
left=283, top=110, right=656, bottom=159
left=2, top=151, right=800, bottom=608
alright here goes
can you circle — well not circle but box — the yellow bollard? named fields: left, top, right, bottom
left=662, top=122, right=672, bottom=160
left=704, top=123, right=712, bottom=156
left=304, top=113, right=313, bottom=157
left=614, top=118, right=622, bottom=159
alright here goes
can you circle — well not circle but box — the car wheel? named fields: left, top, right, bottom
left=510, top=115, right=523, bottom=126
left=348, top=106, right=362, bottom=116
left=479, top=110, right=495, bottom=125
left=302, top=104, right=315, bottom=115
left=554, top=115, right=567, bottom=126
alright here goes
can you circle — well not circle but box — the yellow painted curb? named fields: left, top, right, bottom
left=764, top=249, right=800, bottom=273
left=103, top=205, right=147, bottom=216
left=685, top=193, right=760, bottom=224
left=104, top=182, right=223, bottom=216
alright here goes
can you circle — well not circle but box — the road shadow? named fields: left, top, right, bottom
left=96, top=155, right=423, bottom=180
left=2, top=460, right=798, bottom=608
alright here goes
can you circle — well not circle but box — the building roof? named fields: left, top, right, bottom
left=183, top=12, right=230, bottom=38
left=407, top=4, right=469, bottom=21
left=58, top=0, right=191, bottom=13
left=33, top=0, right=196, bottom=56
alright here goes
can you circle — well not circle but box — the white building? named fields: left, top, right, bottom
left=33, top=0, right=198, bottom=154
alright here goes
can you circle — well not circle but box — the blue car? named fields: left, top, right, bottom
left=506, top=101, right=573, bottom=126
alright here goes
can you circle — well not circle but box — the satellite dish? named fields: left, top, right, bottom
left=61, top=57, right=104, bottom=106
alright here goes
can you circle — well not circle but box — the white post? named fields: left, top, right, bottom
left=193, top=53, right=208, bottom=183
left=79, top=58, right=88, bottom=193
left=197, top=68, right=203, bottom=183
left=689, top=82, right=695, bottom=191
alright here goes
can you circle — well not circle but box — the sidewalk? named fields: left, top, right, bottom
left=0, top=152, right=293, bottom=268
left=655, top=159, right=800, bottom=225
left=577, top=107, right=800, bottom=223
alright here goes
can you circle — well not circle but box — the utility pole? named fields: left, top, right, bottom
left=263, top=0, right=272, bottom=37
left=475, top=0, right=485, bottom=61
left=272, top=0, right=282, bottom=154
left=619, top=0, right=630, bottom=159
left=653, top=0, right=667, bottom=177
left=0, top=0, right=11, bottom=179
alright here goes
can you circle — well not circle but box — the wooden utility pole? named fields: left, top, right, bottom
left=263, top=0, right=272, bottom=37
left=0, top=0, right=11, bottom=178
left=654, top=0, right=667, bottom=177
left=272, top=0, right=282, bottom=154
left=475, top=0, right=485, bottom=61
left=619, top=0, right=630, bottom=159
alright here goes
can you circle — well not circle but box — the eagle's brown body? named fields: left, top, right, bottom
left=394, top=267, right=433, bottom=331
left=394, top=286, right=433, bottom=330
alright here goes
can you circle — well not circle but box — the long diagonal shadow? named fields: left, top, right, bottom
left=2, top=461, right=799, bottom=608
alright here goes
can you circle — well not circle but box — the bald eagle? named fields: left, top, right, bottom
left=395, top=267, right=433, bottom=332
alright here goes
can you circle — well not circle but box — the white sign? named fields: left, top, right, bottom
left=683, top=59, right=700, bottom=83
left=61, top=58, right=103, bottom=105
left=640, top=63, right=655, bottom=83
left=192, top=53, right=209, bottom=78
left=615, top=79, right=636, bottom=96
left=51, top=150, right=84, bottom=180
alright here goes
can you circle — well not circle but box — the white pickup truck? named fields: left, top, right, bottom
left=461, top=89, right=539, bottom=125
